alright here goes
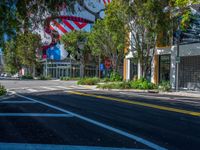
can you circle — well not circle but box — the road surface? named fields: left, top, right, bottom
left=0, top=80, right=200, bottom=150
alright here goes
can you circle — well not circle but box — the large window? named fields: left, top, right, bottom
left=159, top=55, right=170, bottom=83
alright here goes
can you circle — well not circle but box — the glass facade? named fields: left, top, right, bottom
left=43, top=59, right=98, bottom=78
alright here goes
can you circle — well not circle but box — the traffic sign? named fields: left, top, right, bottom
left=100, top=64, right=105, bottom=71
left=104, top=59, right=111, bottom=69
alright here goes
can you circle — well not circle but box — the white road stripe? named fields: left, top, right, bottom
left=27, top=89, right=38, bottom=92
left=16, top=94, right=167, bottom=150
left=54, top=86, right=73, bottom=90
left=41, top=86, right=57, bottom=90
left=0, top=113, right=73, bottom=117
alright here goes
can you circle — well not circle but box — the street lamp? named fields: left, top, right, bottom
left=77, top=40, right=86, bottom=78
left=163, top=6, right=182, bottom=91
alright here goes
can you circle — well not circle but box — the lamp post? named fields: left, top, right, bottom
left=163, top=6, right=182, bottom=91
left=175, top=24, right=181, bottom=91
left=77, top=41, right=85, bottom=78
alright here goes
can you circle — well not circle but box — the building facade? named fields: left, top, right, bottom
left=124, top=4, right=200, bottom=90
left=34, top=0, right=112, bottom=78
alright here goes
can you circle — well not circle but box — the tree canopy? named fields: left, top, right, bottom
left=88, top=0, right=127, bottom=72
left=4, top=32, right=41, bottom=74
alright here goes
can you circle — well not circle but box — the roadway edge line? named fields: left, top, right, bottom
left=15, top=93, right=167, bottom=150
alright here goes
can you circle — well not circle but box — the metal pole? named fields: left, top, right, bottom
left=99, top=55, right=101, bottom=78
left=45, top=59, right=48, bottom=77
left=176, top=25, right=180, bottom=92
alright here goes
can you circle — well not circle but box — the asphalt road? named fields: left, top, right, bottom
left=0, top=80, right=200, bottom=150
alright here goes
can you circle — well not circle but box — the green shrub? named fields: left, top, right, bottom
left=130, top=78, right=157, bottom=90
left=101, top=77, right=110, bottom=82
left=60, top=77, right=70, bottom=81
left=97, top=82, right=131, bottom=89
left=158, top=81, right=171, bottom=91
left=21, top=74, right=33, bottom=80
left=110, top=72, right=122, bottom=82
left=77, top=77, right=100, bottom=85
left=61, top=77, right=80, bottom=81
left=39, top=75, right=51, bottom=80
left=0, top=84, right=6, bottom=96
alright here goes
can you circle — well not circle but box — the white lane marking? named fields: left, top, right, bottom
left=8, top=87, right=29, bottom=90
left=0, top=101, right=36, bottom=104
left=0, top=143, right=143, bottom=150
left=70, top=86, right=87, bottom=89
left=41, top=86, right=57, bottom=90
left=16, top=94, right=167, bottom=150
left=0, top=113, right=73, bottom=117
left=54, top=86, right=73, bottom=90
left=27, top=89, right=38, bottom=92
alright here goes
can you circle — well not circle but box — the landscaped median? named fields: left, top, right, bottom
left=0, top=84, right=7, bottom=96
left=76, top=77, right=171, bottom=92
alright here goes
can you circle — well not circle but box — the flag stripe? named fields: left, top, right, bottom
left=73, top=21, right=87, bottom=29
left=62, top=19, right=75, bottom=30
left=52, top=20, right=68, bottom=33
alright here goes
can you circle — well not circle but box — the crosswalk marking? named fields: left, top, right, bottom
left=27, top=89, right=38, bottom=92
left=54, top=86, right=72, bottom=90
left=41, top=86, right=58, bottom=90
left=8, top=85, right=96, bottom=94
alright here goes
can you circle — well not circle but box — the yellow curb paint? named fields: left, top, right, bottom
left=68, top=91, right=200, bottom=117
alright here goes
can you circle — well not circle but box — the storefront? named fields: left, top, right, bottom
left=42, top=59, right=98, bottom=78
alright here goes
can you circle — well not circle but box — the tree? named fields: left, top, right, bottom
left=128, top=0, right=170, bottom=79
left=61, top=30, right=90, bottom=78
left=4, top=40, right=20, bottom=74
left=0, top=0, right=77, bottom=48
left=4, top=32, right=41, bottom=75
left=88, top=0, right=127, bottom=73
left=93, top=0, right=168, bottom=79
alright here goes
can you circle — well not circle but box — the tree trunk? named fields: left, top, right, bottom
left=138, top=58, right=142, bottom=79
left=80, top=57, right=85, bottom=78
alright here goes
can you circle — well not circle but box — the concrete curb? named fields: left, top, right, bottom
left=79, top=85, right=200, bottom=99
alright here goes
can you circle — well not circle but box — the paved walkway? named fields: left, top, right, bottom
left=78, top=85, right=200, bottom=99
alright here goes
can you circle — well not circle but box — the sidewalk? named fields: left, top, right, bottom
left=79, top=85, right=200, bottom=100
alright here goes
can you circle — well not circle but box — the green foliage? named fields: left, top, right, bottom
left=77, top=77, right=100, bottom=85
left=39, top=75, right=51, bottom=80
left=60, top=77, right=80, bottom=81
left=97, top=82, right=130, bottom=89
left=60, top=77, right=68, bottom=81
left=21, top=74, right=33, bottom=80
left=0, top=0, right=77, bottom=47
left=4, top=32, right=41, bottom=74
left=101, top=77, right=111, bottom=82
left=158, top=81, right=171, bottom=92
left=88, top=0, right=127, bottom=72
left=0, top=84, right=7, bottom=96
left=61, top=30, right=90, bottom=59
left=130, top=78, right=157, bottom=90
left=4, top=40, right=20, bottom=74
left=110, top=72, right=122, bottom=82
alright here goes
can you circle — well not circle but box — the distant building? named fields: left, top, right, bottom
left=34, top=0, right=112, bottom=78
